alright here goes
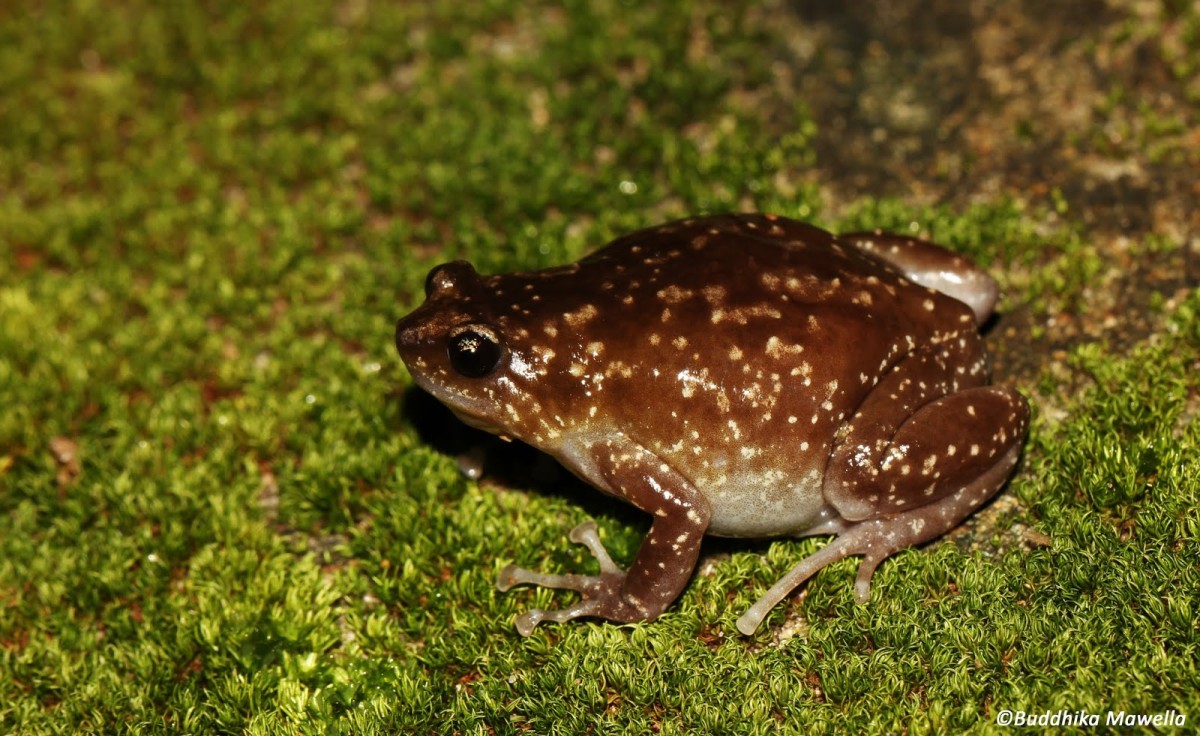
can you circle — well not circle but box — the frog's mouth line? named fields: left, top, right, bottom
left=448, top=407, right=505, bottom=437
left=404, top=367, right=507, bottom=437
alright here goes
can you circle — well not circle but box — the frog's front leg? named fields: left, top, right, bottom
left=497, top=439, right=710, bottom=636
left=736, top=335, right=1029, bottom=635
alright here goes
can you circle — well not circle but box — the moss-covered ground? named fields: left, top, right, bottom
left=2, top=1, right=1197, bottom=733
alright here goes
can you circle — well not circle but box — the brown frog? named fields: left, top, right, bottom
left=394, top=214, right=1029, bottom=636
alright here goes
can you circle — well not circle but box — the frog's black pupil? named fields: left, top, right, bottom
left=448, top=328, right=501, bottom=378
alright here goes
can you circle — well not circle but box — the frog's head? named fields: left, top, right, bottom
left=395, top=261, right=545, bottom=438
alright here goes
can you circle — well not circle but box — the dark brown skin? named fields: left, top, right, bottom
left=395, top=214, right=1029, bottom=635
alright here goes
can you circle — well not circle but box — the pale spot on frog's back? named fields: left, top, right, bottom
left=563, top=304, right=598, bottom=327
left=765, top=335, right=804, bottom=359
left=657, top=285, right=696, bottom=304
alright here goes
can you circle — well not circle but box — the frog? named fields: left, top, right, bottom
left=394, top=213, right=1029, bottom=636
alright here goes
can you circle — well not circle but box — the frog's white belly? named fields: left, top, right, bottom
left=700, top=467, right=830, bottom=537
left=553, top=433, right=834, bottom=539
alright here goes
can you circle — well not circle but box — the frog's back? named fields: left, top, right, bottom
left=569, top=213, right=975, bottom=337
left=487, top=215, right=981, bottom=438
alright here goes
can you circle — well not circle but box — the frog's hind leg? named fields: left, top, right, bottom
left=838, top=230, right=999, bottom=326
left=737, top=337, right=1029, bottom=635
left=735, top=441, right=1022, bottom=635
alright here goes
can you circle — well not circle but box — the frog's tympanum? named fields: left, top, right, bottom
left=395, top=214, right=1028, bottom=636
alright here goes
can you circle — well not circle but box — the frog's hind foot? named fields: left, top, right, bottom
left=735, top=442, right=1023, bottom=636
left=497, top=520, right=641, bottom=636
left=838, top=230, right=1000, bottom=325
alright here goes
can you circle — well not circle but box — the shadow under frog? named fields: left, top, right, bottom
left=395, top=213, right=1029, bottom=636
left=401, top=386, right=644, bottom=527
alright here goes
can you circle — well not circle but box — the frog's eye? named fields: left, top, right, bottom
left=447, top=325, right=502, bottom=378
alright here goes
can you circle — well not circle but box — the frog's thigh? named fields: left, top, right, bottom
left=829, top=386, right=1029, bottom=521
left=825, top=339, right=1028, bottom=521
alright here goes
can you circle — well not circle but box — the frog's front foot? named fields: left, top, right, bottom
left=497, top=520, right=646, bottom=636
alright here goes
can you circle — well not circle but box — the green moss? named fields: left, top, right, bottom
left=1, top=0, right=1197, bottom=733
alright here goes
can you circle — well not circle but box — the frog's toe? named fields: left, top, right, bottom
left=512, top=596, right=611, bottom=637
left=499, top=568, right=633, bottom=635
left=853, top=554, right=886, bottom=603
left=497, top=563, right=580, bottom=592
left=567, top=520, right=622, bottom=574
